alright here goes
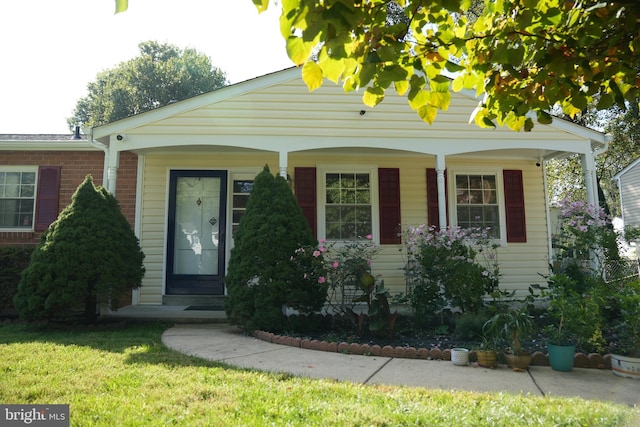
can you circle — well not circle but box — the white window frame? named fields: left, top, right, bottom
left=317, top=165, right=380, bottom=244
left=448, top=168, right=507, bottom=244
left=0, top=166, right=38, bottom=231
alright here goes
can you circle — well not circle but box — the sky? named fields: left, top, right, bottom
left=0, top=0, right=294, bottom=134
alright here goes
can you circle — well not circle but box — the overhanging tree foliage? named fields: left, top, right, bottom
left=114, top=1, right=639, bottom=131
left=67, top=40, right=227, bottom=129
left=14, top=176, right=145, bottom=323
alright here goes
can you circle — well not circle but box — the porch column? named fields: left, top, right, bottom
left=581, top=152, right=597, bottom=207
left=436, top=154, right=447, bottom=230
left=107, top=135, right=120, bottom=195
left=279, top=151, right=288, bottom=179
left=581, top=151, right=601, bottom=272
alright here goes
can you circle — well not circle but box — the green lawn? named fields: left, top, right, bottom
left=0, top=322, right=637, bottom=426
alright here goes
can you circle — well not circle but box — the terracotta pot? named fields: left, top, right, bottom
left=504, top=351, right=532, bottom=370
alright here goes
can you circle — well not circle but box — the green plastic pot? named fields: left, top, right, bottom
left=548, top=343, right=575, bottom=372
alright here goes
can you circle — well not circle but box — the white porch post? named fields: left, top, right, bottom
left=279, top=151, right=288, bottom=179
left=107, top=135, right=121, bottom=195
left=581, top=151, right=602, bottom=271
left=436, top=155, right=447, bottom=230
left=581, top=152, right=598, bottom=207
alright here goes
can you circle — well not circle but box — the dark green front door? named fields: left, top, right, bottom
left=166, top=170, right=227, bottom=295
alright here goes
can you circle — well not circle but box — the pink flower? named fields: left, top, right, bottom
left=320, top=238, right=327, bottom=243
left=332, top=261, right=339, bottom=269
left=319, top=246, right=327, bottom=253
left=366, top=234, right=373, bottom=240
left=318, top=276, right=326, bottom=283
left=313, top=250, right=321, bottom=257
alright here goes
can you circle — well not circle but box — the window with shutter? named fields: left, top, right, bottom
left=0, top=166, right=38, bottom=229
left=442, top=169, right=525, bottom=243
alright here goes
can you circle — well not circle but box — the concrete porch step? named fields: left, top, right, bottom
left=162, top=295, right=227, bottom=308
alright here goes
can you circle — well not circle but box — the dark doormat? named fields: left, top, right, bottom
left=184, top=306, right=225, bottom=311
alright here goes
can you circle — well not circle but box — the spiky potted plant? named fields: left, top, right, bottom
left=484, top=308, right=534, bottom=370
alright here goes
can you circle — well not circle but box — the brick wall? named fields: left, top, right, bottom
left=0, top=150, right=138, bottom=246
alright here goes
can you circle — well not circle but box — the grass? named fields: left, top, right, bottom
left=0, top=322, right=637, bottom=427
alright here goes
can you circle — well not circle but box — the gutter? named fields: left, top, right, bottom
left=85, top=126, right=110, bottom=188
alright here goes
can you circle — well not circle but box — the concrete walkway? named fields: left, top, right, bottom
left=161, top=323, right=640, bottom=407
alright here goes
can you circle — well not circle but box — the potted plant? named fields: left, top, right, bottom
left=484, top=308, right=534, bottom=370
left=538, top=271, right=604, bottom=372
left=610, top=280, right=640, bottom=379
left=475, top=334, right=499, bottom=368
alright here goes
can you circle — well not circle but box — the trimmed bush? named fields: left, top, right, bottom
left=0, top=246, right=35, bottom=310
left=224, top=165, right=327, bottom=332
left=13, top=175, right=145, bottom=323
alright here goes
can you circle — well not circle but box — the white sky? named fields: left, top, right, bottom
left=0, top=0, right=293, bottom=134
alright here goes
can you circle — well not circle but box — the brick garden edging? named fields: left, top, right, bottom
left=252, top=330, right=612, bottom=369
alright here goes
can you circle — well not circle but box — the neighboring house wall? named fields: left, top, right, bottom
left=0, top=149, right=139, bottom=308
left=617, top=161, right=640, bottom=229
left=0, top=150, right=138, bottom=246
left=137, top=152, right=549, bottom=304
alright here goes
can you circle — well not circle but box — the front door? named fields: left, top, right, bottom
left=166, top=170, right=227, bottom=295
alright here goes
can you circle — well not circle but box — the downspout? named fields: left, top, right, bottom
left=542, top=158, right=554, bottom=273
left=85, top=126, right=110, bottom=188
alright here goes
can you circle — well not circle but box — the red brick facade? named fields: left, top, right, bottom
left=0, top=150, right=138, bottom=246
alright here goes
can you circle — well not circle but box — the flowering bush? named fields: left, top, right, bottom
left=553, top=198, right=617, bottom=271
left=322, top=235, right=380, bottom=308
left=287, top=243, right=330, bottom=312
left=403, top=224, right=501, bottom=318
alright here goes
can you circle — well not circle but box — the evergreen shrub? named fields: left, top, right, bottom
left=0, top=246, right=34, bottom=310
left=14, top=175, right=145, bottom=323
left=224, top=165, right=328, bottom=332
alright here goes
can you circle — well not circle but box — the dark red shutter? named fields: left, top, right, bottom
left=378, top=168, right=401, bottom=244
left=426, top=168, right=448, bottom=228
left=294, top=167, right=317, bottom=237
left=35, top=166, right=61, bottom=231
left=503, top=169, right=526, bottom=243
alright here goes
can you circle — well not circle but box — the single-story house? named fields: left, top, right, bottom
left=1, top=67, right=610, bottom=308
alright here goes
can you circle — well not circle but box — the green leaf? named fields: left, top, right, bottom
left=114, top=0, right=128, bottom=13
left=363, top=87, right=385, bottom=107
left=357, top=63, right=377, bottom=87
left=537, top=110, right=553, bottom=125
left=506, top=46, right=525, bottom=67
left=417, top=104, right=438, bottom=124
left=301, top=62, right=324, bottom=91
left=394, top=80, right=409, bottom=96
left=430, top=91, right=451, bottom=111
left=252, top=0, right=269, bottom=13
left=286, top=37, right=313, bottom=65
left=408, top=89, right=430, bottom=110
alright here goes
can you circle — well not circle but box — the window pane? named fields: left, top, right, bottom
left=20, top=185, right=35, bottom=198
left=233, top=180, right=253, bottom=193
left=356, top=173, right=370, bottom=188
left=21, top=172, right=36, bottom=185
left=4, top=173, right=20, bottom=197
left=341, top=174, right=355, bottom=188
left=233, top=194, right=249, bottom=209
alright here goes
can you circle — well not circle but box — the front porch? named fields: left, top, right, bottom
left=106, top=305, right=227, bottom=323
